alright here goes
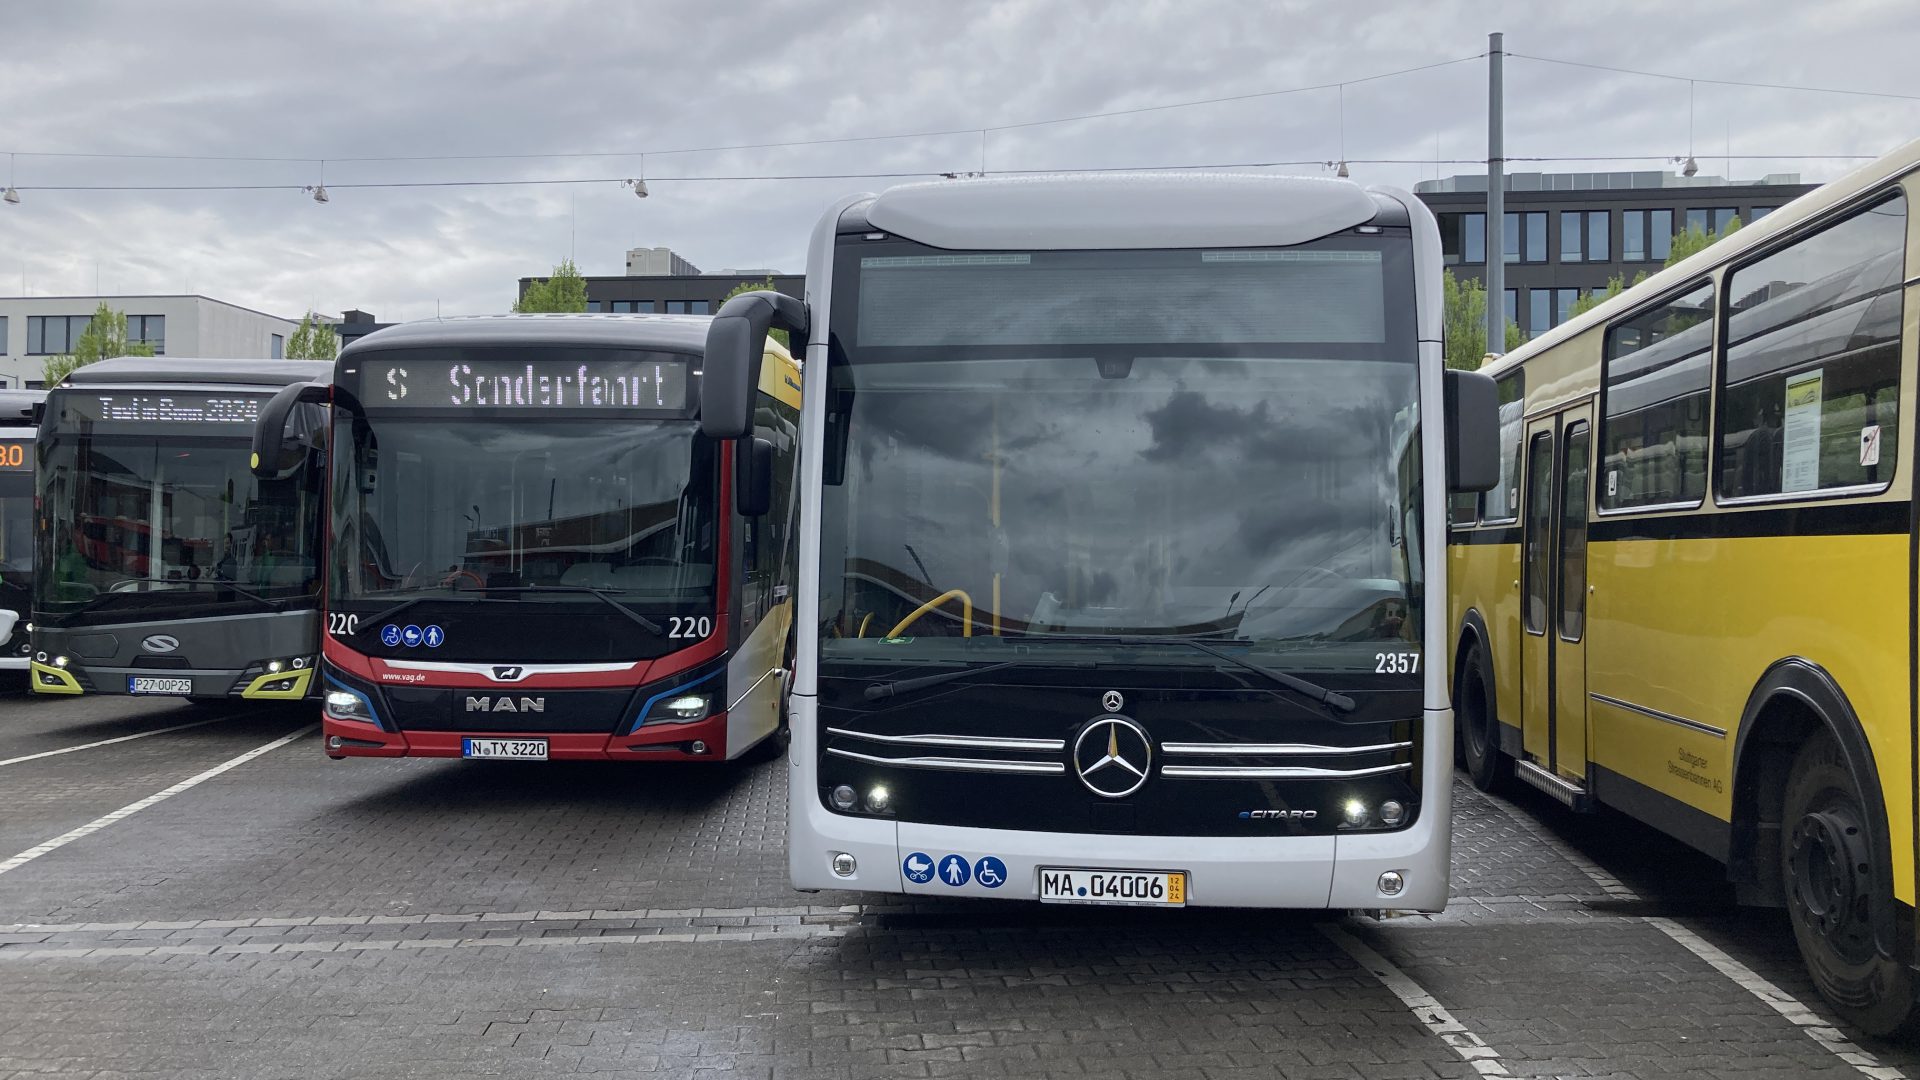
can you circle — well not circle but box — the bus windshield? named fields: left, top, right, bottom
left=36, top=434, right=322, bottom=624
left=820, top=238, right=1422, bottom=671
left=329, top=416, right=718, bottom=615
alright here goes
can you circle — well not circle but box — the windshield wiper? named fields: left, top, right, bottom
left=80, top=577, right=286, bottom=612
left=862, top=656, right=1098, bottom=701
left=863, top=661, right=1020, bottom=702
left=484, top=585, right=665, bottom=637
left=1038, top=634, right=1356, bottom=714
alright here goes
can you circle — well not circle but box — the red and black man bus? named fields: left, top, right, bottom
left=251, top=315, right=801, bottom=762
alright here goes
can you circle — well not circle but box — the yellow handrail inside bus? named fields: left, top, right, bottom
left=858, top=612, right=873, bottom=638
left=887, top=589, right=974, bottom=639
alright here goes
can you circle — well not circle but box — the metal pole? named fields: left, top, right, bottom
left=1485, top=31, right=1505, bottom=357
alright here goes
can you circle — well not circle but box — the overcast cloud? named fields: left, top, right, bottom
left=2, top=0, right=1917, bottom=322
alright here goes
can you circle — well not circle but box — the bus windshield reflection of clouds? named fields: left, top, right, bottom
left=824, top=355, right=1421, bottom=657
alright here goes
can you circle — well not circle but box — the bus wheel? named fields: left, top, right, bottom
left=1782, top=732, right=1915, bottom=1036
left=1457, top=646, right=1509, bottom=794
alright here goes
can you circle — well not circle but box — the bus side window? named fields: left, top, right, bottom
left=1718, top=192, right=1906, bottom=500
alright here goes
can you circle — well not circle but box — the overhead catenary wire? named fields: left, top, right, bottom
left=1506, top=51, right=1920, bottom=103
left=6, top=153, right=1882, bottom=195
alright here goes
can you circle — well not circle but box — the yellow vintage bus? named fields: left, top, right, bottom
left=1448, top=136, right=1920, bottom=1033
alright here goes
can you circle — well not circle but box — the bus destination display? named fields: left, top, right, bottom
left=378, top=358, right=690, bottom=411
left=59, top=393, right=264, bottom=429
left=0, top=440, right=29, bottom=473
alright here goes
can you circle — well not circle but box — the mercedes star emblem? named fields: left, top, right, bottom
left=1073, top=716, right=1153, bottom=798
left=1101, top=689, right=1124, bottom=714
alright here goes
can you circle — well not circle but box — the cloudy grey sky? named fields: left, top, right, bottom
left=3, top=0, right=1917, bottom=322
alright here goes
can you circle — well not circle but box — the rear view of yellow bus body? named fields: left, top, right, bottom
left=1448, top=135, right=1920, bottom=1034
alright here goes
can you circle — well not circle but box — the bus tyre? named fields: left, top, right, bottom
left=1782, top=733, right=1916, bottom=1036
left=1457, top=645, right=1509, bottom=794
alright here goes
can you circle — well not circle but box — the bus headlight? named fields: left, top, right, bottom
left=640, top=688, right=717, bottom=725
left=323, top=689, right=373, bottom=723
left=1342, top=799, right=1369, bottom=827
left=53, top=655, right=69, bottom=668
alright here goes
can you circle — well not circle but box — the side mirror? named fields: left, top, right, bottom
left=1443, top=368, right=1500, bottom=493
left=251, top=381, right=329, bottom=479
left=701, top=291, right=808, bottom=440
left=737, top=437, right=775, bottom=517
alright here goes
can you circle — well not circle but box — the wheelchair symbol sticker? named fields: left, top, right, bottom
left=380, top=624, right=401, bottom=647
left=973, top=856, right=1007, bottom=889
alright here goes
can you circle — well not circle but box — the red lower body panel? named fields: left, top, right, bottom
left=321, top=712, right=733, bottom=762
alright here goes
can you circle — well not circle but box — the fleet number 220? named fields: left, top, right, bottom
left=1375, top=652, right=1420, bottom=674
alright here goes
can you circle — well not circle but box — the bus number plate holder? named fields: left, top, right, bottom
left=128, top=676, right=193, bottom=696
left=463, top=738, right=548, bottom=761
left=1039, top=868, right=1186, bottom=906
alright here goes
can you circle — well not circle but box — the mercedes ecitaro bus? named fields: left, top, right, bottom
left=0, top=390, right=46, bottom=680
left=701, top=173, right=1498, bottom=910
left=251, top=314, right=800, bottom=762
left=32, top=358, right=329, bottom=699
left=1448, top=136, right=1920, bottom=1033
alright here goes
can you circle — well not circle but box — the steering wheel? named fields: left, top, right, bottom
left=1285, top=566, right=1345, bottom=589
left=442, top=569, right=485, bottom=590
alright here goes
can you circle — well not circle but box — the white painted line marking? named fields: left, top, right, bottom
left=0, top=724, right=315, bottom=878
left=0, top=716, right=230, bottom=768
left=1647, top=918, right=1907, bottom=1080
left=1318, top=923, right=1509, bottom=1076
left=0, top=924, right=853, bottom=961
left=1458, top=779, right=1906, bottom=1078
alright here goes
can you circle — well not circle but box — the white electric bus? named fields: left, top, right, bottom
left=703, top=173, right=1497, bottom=910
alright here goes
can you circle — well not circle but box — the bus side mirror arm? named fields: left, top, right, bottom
left=1443, top=368, right=1500, bottom=493
left=737, top=437, right=776, bottom=517
left=701, top=290, right=808, bottom=441
left=250, top=381, right=329, bottom=479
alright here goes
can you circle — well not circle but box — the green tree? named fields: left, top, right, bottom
left=1665, top=215, right=1742, bottom=267
left=1443, top=270, right=1522, bottom=368
left=42, top=302, right=153, bottom=385
left=719, top=278, right=789, bottom=348
left=514, top=258, right=589, bottom=313
left=283, top=312, right=339, bottom=360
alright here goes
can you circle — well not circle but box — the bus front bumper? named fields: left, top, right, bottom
left=319, top=712, right=737, bottom=762
left=787, top=697, right=1454, bottom=913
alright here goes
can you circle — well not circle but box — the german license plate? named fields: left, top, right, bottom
left=462, top=738, right=548, bottom=760
left=128, top=676, right=193, bottom=696
left=1039, top=868, right=1186, bottom=906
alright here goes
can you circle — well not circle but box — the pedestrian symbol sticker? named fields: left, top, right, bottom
left=902, top=852, right=935, bottom=884
left=380, top=624, right=402, bottom=647
left=973, top=856, right=1007, bottom=889
left=401, top=625, right=423, bottom=648
left=939, top=854, right=971, bottom=887
left=423, top=625, right=445, bottom=648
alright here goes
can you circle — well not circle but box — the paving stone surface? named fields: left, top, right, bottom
left=1, top=693, right=1916, bottom=1078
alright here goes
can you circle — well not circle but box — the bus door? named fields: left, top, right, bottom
left=1552, top=410, right=1592, bottom=779
left=1518, top=407, right=1593, bottom=783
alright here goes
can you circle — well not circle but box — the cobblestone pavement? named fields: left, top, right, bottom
left=2, top=693, right=1916, bottom=1078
